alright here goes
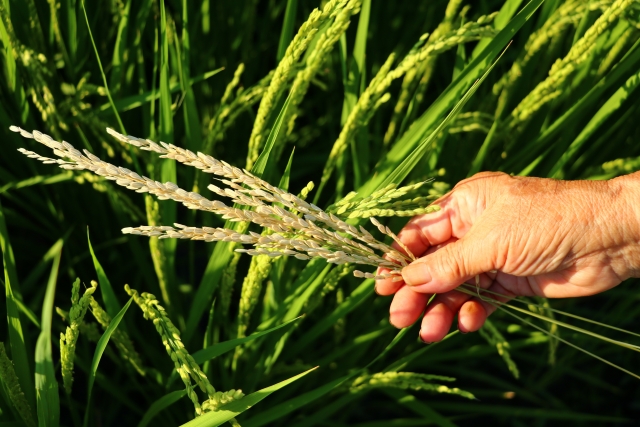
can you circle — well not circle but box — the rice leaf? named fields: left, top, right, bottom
left=252, top=93, right=292, bottom=179
left=80, top=0, right=125, bottom=133
left=286, top=278, right=374, bottom=358
left=179, top=0, right=203, bottom=153
left=0, top=198, right=35, bottom=413
left=179, top=367, right=318, bottom=427
left=87, top=229, right=121, bottom=317
left=82, top=297, right=133, bottom=427
left=246, top=327, right=411, bottom=427
left=158, top=0, right=177, bottom=306
left=192, top=316, right=301, bottom=364
left=277, top=0, right=298, bottom=61
left=375, top=44, right=507, bottom=192
left=242, top=375, right=350, bottom=427
left=97, top=68, right=224, bottom=114
left=137, top=389, right=187, bottom=427
left=35, top=251, right=61, bottom=427
left=383, top=390, right=458, bottom=427
left=108, top=0, right=131, bottom=96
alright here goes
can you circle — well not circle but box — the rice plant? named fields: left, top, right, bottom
left=2, top=0, right=640, bottom=426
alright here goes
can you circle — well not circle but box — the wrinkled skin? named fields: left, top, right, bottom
left=376, top=171, right=640, bottom=343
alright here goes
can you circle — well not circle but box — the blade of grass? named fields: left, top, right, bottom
left=192, top=316, right=302, bottom=364
left=82, top=297, right=133, bottom=427
left=180, top=367, right=318, bottom=427
left=286, top=278, right=374, bottom=358
left=264, top=264, right=330, bottom=371
left=277, top=0, right=297, bottom=62
left=97, top=68, right=223, bottom=114
left=137, top=389, right=187, bottom=427
left=80, top=0, right=125, bottom=134
left=179, top=0, right=203, bottom=153
left=0, top=277, right=39, bottom=329
left=108, top=0, right=131, bottom=96
left=245, top=327, right=412, bottom=427
left=87, top=229, right=121, bottom=317
left=346, top=0, right=371, bottom=190
left=158, top=0, right=177, bottom=310
left=22, top=229, right=73, bottom=292
left=383, top=390, right=458, bottom=427
left=35, top=251, right=61, bottom=427
left=0, top=195, right=20, bottom=294
left=0, top=198, right=35, bottom=413
left=242, top=374, right=351, bottom=427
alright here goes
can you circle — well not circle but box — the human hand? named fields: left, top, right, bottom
left=376, top=171, right=640, bottom=343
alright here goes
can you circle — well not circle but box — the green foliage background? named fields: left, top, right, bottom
left=1, top=0, right=640, bottom=425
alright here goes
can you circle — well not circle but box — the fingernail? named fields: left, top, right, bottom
left=458, top=329, right=468, bottom=334
left=418, top=330, right=431, bottom=344
left=402, top=263, right=431, bottom=287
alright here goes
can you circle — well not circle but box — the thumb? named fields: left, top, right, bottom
left=401, top=236, right=495, bottom=294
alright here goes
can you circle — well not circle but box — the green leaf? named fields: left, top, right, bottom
left=97, top=68, right=223, bottom=115
left=83, top=297, right=133, bottom=427
left=252, top=93, right=292, bottom=179
left=81, top=0, right=125, bottom=133
left=87, top=229, right=121, bottom=317
left=108, top=0, right=131, bottom=96
left=137, top=389, right=187, bottom=427
left=286, top=278, right=374, bottom=359
left=278, top=148, right=295, bottom=191
left=242, top=375, right=350, bottom=427
left=158, top=0, right=177, bottom=309
left=246, top=327, right=412, bottom=427
left=0, top=198, right=35, bottom=414
left=383, top=390, right=458, bottom=427
left=277, top=0, right=298, bottom=61
left=35, top=251, right=61, bottom=427
left=179, top=0, right=202, bottom=153
left=179, top=367, right=318, bottom=427
left=192, top=316, right=302, bottom=364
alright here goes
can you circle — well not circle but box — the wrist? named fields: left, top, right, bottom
left=606, top=172, right=640, bottom=279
